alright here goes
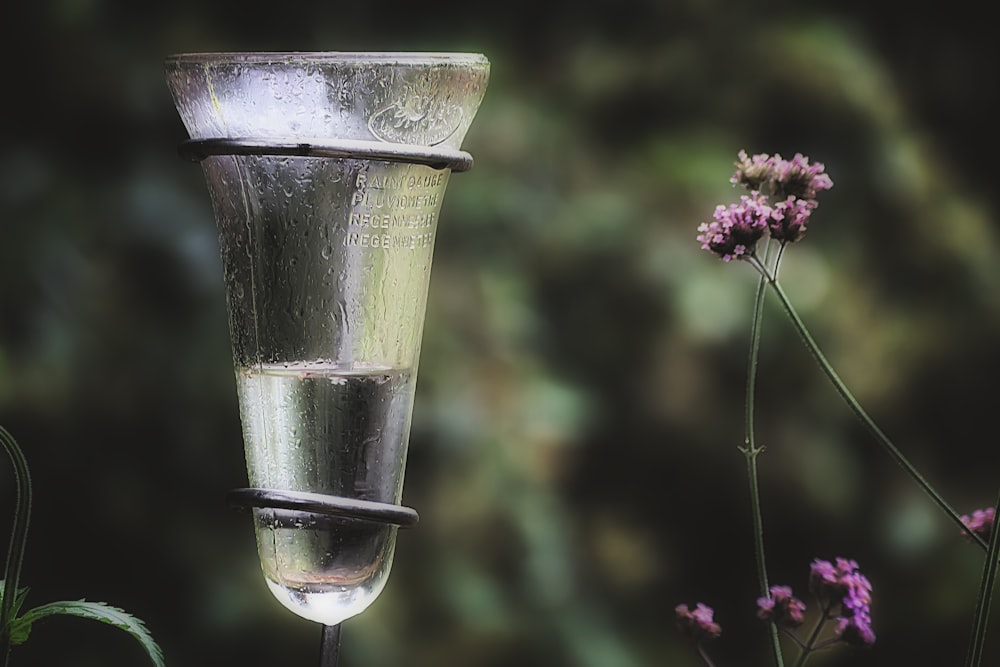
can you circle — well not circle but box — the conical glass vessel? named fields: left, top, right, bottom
left=166, top=52, right=489, bottom=627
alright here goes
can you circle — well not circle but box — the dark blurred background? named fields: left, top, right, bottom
left=2, top=1, right=999, bottom=665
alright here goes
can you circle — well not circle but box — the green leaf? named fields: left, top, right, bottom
left=16, top=600, right=164, bottom=666
left=0, top=581, right=30, bottom=622
left=7, top=618, right=31, bottom=646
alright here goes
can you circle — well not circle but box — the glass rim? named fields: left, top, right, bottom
left=165, top=51, right=489, bottom=66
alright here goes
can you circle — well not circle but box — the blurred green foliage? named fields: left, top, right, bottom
left=2, top=1, right=999, bottom=665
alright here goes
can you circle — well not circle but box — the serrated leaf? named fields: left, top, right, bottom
left=18, top=600, right=164, bottom=666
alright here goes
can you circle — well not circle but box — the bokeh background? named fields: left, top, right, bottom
left=2, top=1, right=999, bottom=665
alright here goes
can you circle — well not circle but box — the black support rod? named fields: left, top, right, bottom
left=320, top=624, right=342, bottom=667
left=227, top=488, right=419, bottom=528
left=178, top=137, right=473, bottom=172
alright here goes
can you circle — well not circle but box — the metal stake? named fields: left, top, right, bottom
left=320, top=624, right=342, bottom=667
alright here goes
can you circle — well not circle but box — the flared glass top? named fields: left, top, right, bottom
left=165, top=51, right=490, bottom=148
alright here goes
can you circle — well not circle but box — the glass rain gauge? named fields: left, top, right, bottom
left=166, top=51, right=489, bottom=665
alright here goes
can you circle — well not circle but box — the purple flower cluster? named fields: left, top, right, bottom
left=698, top=151, right=833, bottom=261
left=771, top=196, right=817, bottom=244
left=679, top=558, right=874, bottom=664
left=809, top=557, right=876, bottom=647
left=752, top=558, right=876, bottom=650
left=729, top=150, right=777, bottom=191
left=675, top=602, right=722, bottom=642
left=961, top=506, right=995, bottom=542
left=731, top=150, right=834, bottom=200
left=696, top=192, right=772, bottom=262
left=755, top=585, right=806, bottom=628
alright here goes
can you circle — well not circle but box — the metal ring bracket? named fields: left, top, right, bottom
left=227, top=487, right=419, bottom=528
left=179, top=137, right=474, bottom=172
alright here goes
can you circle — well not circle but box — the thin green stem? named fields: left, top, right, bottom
left=743, top=250, right=771, bottom=457
left=759, top=276, right=987, bottom=551
left=741, top=246, right=784, bottom=667
left=792, top=601, right=832, bottom=667
left=779, top=627, right=807, bottom=651
left=745, top=452, right=784, bottom=666
left=697, top=642, right=718, bottom=667
left=965, top=487, right=1000, bottom=667
left=0, top=425, right=32, bottom=667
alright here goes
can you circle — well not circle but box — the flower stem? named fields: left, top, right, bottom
left=697, top=642, right=718, bottom=667
left=792, top=602, right=832, bottom=667
left=965, top=487, right=1000, bottom=666
left=0, top=426, right=32, bottom=667
left=761, top=277, right=987, bottom=551
left=741, top=248, right=784, bottom=667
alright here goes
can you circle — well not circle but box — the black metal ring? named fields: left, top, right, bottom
left=179, top=137, right=473, bottom=172
left=227, top=487, right=419, bottom=528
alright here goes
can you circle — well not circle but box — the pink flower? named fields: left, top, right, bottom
left=696, top=191, right=772, bottom=261
left=756, top=585, right=806, bottom=628
left=731, top=150, right=833, bottom=200
left=809, top=557, right=876, bottom=647
left=961, top=507, right=995, bottom=541
left=731, top=150, right=779, bottom=191
left=772, top=152, right=834, bottom=200
left=700, top=150, right=833, bottom=258
left=675, top=602, right=722, bottom=641
left=770, top=196, right=816, bottom=243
